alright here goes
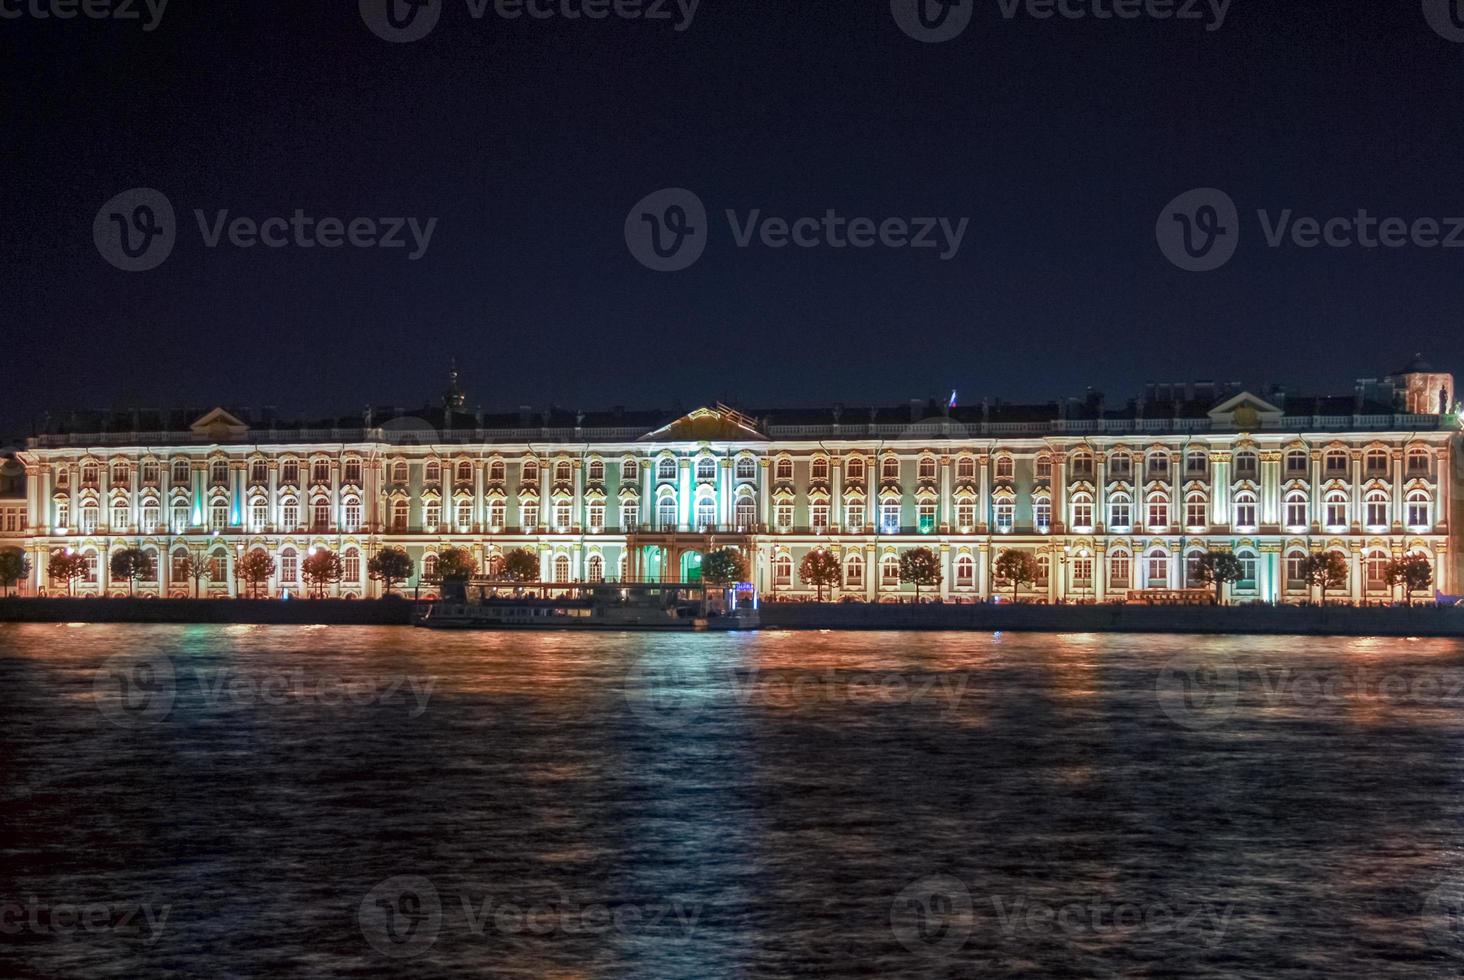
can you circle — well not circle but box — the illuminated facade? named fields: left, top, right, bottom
left=7, top=361, right=1463, bottom=603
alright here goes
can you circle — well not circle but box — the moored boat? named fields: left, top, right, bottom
left=413, top=580, right=760, bottom=631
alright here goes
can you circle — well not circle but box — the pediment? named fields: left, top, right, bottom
left=189, top=407, right=250, bottom=440
left=1207, top=392, right=1284, bottom=429
left=640, top=406, right=766, bottom=443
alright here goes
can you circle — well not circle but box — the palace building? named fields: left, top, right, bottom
left=4, top=359, right=1462, bottom=603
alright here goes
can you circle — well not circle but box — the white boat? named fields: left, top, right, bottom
left=413, top=580, right=760, bottom=631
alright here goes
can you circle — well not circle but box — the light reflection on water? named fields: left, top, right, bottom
left=2, top=623, right=1464, bottom=977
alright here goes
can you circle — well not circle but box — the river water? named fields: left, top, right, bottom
left=2, top=624, right=1463, bottom=978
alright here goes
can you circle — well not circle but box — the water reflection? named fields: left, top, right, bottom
left=1, top=624, right=1463, bottom=977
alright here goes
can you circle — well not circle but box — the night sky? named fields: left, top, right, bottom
left=4, top=1, right=1464, bottom=439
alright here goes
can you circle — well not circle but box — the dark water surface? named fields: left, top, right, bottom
left=3, top=624, right=1464, bottom=978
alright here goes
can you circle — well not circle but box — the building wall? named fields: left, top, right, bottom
left=10, top=427, right=1460, bottom=604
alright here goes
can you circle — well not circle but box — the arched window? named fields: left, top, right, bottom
left=425, top=461, right=441, bottom=484
left=587, top=459, right=604, bottom=482
left=343, top=549, right=360, bottom=582
left=845, top=457, right=865, bottom=481
left=141, top=501, right=160, bottom=532
left=111, top=461, right=129, bottom=485
left=955, top=555, right=974, bottom=587
left=1364, top=490, right=1388, bottom=529
left=1324, top=490, right=1348, bottom=529
left=455, top=500, right=472, bottom=528
left=344, top=458, right=362, bottom=485
left=312, top=498, right=330, bottom=530
left=1365, top=449, right=1388, bottom=475
left=343, top=496, right=362, bottom=531
left=845, top=553, right=863, bottom=586
left=111, top=500, right=130, bottom=530
left=1034, top=455, right=1052, bottom=479
left=522, top=459, right=539, bottom=483
left=1407, top=490, right=1431, bottom=529
left=657, top=497, right=678, bottom=529
left=1147, top=452, right=1170, bottom=478
left=80, top=503, right=99, bottom=533
left=621, top=458, right=639, bottom=481
left=775, top=457, right=794, bottom=481
left=1033, top=495, right=1052, bottom=532
left=281, top=459, right=300, bottom=486
left=1285, top=550, right=1308, bottom=588
left=171, top=459, right=189, bottom=485
left=619, top=500, right=638, bottom=529
left=456, top=460, right=474, bottom=483
left=994, top=456, right=1014, bottom=479
left=1070, top=452, right=1093, bottom=478
left=209, top=549, right=228, bottom=583
left=555, top=461, right=572, bottom=482
left=1186, top=450, right=1208, bottom=476
left=1145, top=549, right=1168, bottom=587
left=1070, top=492, right=1094, bottom=530
left=1184, top=491, right=1208, bottom=529
left=1234, top=491, right=1257, bottom=529
left=82, top=551, right=98, bottom=583
left=1108, top=492, right=1131, bottom=529
left=311, top=459, right=330, bottom=485
left=1407, top=448, right=1431, bottom=475
left=955, top=456, right=975, bottom=480
left=811, top=457, right=829, bottom=481
left=736, top=457, right=756, bottom=480
left=1235, top=550, right=1257, bottom=586
left=1036, top=554, right=1050, bottom=584
left=1146, top=492, right=1169, bottom=529
left=917, top=456, right=936, bottom=480
left=735, top=496, right=756, bottom=530
left=280, top=548, right=298, bottom=583
left=1285, top=491, right=1308, bottom=529
left=773, top=555, right=793, bottom=586
left=696, top=458, right=716, bottom=481
left=423, top=554, right=438, bottom=580
left=488, top=459, right=506, bottom=482
left=658, top=457, right=678, bottom=481
left=391, top=499, right=408, bottom=531
left=1108, top=551, right=1131, bottom=589
left=553, top=555, right=570, bottom=583
left=209, top=460, right=228, bottom=485
left=248, top=459, right=267, bottom=484
left=1365, top=550, right=1389, bottom=589
left=1285, top=449, right=1308, bottom=475
left=882, top=456, right=901, bottom=481
left=695, top=497, right=716, bottom=530
left=211, top=498, right=229, bottom=529
left=1233, top=451, right=1258, bottom=478
left=587, top=555, right=604, bottom=583
left=1324, top=450, right=1348, bottom=475
left=880, top=554, right=900, bottom=586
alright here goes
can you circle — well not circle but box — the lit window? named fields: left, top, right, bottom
left=811, top=457, right=829, bottom=481
left=845, top=555, right=863, bottom=587
left=880, top=500, right=901, bottom=533
left=882, top=457, right=901, bottom=481
left=917, top=457, right=936, bottom=480
left=697, top=458, right=716, bottom=481
left=995, top=456, right=1013, bottom=479
left=1033, top=498, right=1051, bottom=532
left=736, top=457, right=755, bottom=480
left=658, top=458, right=678, bottom=481
left=1109, top=495, right=1131, bottom=529
left=1407, top=491, right=1430, bottom=529
left=1234, top=493, right=1257, bottom=529
left=845, top=502, right=864, bottom=530
left=775, top=458, right=794, bottom=481
left=811, top=502, right=830, bottom=530
left=994, top=499, right=1014, bottom=532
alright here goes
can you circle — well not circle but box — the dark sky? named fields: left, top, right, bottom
left=4, top=0, right=1464, bottom=438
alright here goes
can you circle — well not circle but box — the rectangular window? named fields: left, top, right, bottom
left=1235, top=500, right=1256, bottom=528
left=1366, top=500, right=1386, bottom=527
left=457, top=501, right=473, bottom=528
left=994, top=500, right=1014, bottom=532
left=1072, top=501, right=1092, bottom=528
left=281, top=553, right=297, bottom=582
left=776, top=502, right=794, bottom=530
left=313, top=501, right=330, bottom=529
left=345, top=502, right=362, bottom=531
left=1408, top=499, right=1429, bottom=527
left=1147, top=500, right=1168, bottom=528
left=522, top=504, right=539, bottom=529
left=344, top=460, right=362, bottom=485
left=811, top=502, right=830, bottom=530
left=846, top=504, right=864, bottom=531
left=1325, top=500, right=1346, bottom=528
left=619, top=502, right=636, bottom=530
left=1109, top=500, right=1130, bottom=528
left=425, top=503, right=440, bottom=530
left=554, top=501, right=572, bottom=529
left=1186, top=500, right=1207, bottom=528
left=212, top=501, right=229, bottom=528
left=1033, top=499, right=1051, bottom=532
left=1286, top=499, right=1307, bottom=528
left=880, top=501, right=901, bottom=533
left=1073, top=557, right=1093, bottom=585
left=1109, top=554, right=1130, bottom=588
left=956, top=501, right=974, bottom=529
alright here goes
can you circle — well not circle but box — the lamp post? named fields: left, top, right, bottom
left=1060, top=544, right=1070, bottom=603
